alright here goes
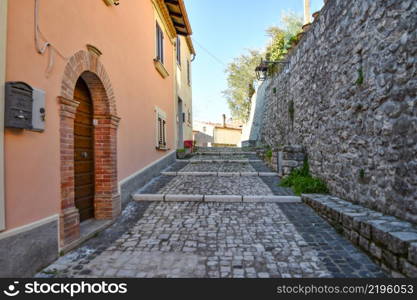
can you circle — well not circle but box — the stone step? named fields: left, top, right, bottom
left=195, top=152, right=257, bottom=155
left=137, top=173, right=293, bottom=197
left=133, top=194, right=301, bottom=203
left=161, top=171, right=278, bottom=177
left=178, top=159, right=263, bottom=163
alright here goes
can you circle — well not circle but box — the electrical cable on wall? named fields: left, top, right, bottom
left=191, top=37, right=226, bottom=67
left=34, top=0, right=68, bottom=76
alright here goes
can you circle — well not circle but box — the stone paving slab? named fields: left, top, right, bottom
left=278, top=203, right=387, bottom=278
left=155, top=175, right=274, bottom=196
left=243, top=196, right=301, bottom=203
left=195, top=152, right=257, bottom=155
left=132, top=194, right=301, bottom=203
left=178, top=162, right=257, bottom=173
left=166, top=161, right=272, bottom=173
left=137, top=175, right=292, bottom=197
left=38, top=202, right=386, bottom=278
left=190, top=154, right=259, bottom=161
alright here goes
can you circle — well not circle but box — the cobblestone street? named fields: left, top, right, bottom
left=38, top=149, right=387, bottom=278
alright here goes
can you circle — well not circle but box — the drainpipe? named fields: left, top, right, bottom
left=0, top=0, right=8, bottom=231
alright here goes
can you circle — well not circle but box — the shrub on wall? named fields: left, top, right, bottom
left=280, top=158, right=329, bottom=195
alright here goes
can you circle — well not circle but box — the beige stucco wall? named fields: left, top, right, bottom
left=193, top=121, right=215, bottom=147
left=0, top=0, right=7, bottom=231
left=4, top=0, right=177, bottom=231
left=213, top=128, right=242, bottom=146
left=175, top=35, right=193, bottom=147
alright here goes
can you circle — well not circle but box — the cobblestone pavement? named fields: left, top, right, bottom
left=39, top=202, right=386, bottom=278
left=37, top=148, right=387, bottom=278
left=179, top=162, right=256, bottom=173
left=190, top=154, right=259, bottom=161
left=140, top=158, right=292, bottom=196
left=167, top=161, right=272, bottom=173
left=157, top=176, right=274, bottom=195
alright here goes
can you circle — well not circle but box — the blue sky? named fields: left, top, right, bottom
left=184, top=0, right=324, bottom=123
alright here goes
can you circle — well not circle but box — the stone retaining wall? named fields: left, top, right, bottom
left=259, top=0, right=417, bottom=224
left=303, top=194, right=417, bottom=277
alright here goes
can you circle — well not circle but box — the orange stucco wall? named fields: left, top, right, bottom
left=4, top=0, right=176, bottom=230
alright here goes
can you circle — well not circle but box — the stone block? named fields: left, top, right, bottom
left=258, top=172, right=278, bottom=177
left=386, top=231, right=417, bottom=255
left=178, top=172, right=217, bottom=176
left=161, top=172, right=177, bottom=176
left=204, top=195, right=242, bottom=203
left=409, top=242, right=417, bottom=266
left=350, top=231, right=360, bottom=246
left=243, top=196, right=301, bottom=203
left=240, top=172, right=258, bottom=176
left=361, top=220, right=387, bottom=239
left=217, top=172, right=240, bottom=177
left=399, top=258, right=417, bottom=278
left=382, top=249, right=399, bottom=270
left=369, top=242, right=382, bottom=260
left=133, top=194, right=164, bottom=202
left=342, top=212, right=368, bottom=229
left=165, top=195, right=204, bottom=202
left=282, top=160, right=299, bottom=167
left=358, top=235, right=370, bottom=252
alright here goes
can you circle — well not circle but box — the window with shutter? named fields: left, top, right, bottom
left=156, top=23, right=164, bottom=64
left=176, top=37, right=181, bottom=66
left=155, top=107, right=168, bottom=150
left=187, top=60, right=191, bottom=85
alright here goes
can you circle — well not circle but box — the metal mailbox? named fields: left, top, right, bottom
left=5, top=82, right=33, bottom=129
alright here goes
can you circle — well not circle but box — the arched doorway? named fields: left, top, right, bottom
left=59, top=50, right=121, bottom=248
left=74, top=78, right=95, bottom=222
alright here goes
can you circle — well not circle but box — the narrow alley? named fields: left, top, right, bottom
left=38, top=148, right=386, bottom=278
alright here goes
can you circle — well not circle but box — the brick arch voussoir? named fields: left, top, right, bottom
left=60, top=50, right=118, bottom=116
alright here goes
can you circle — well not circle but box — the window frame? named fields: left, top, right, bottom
left=156, top=22, right=164, bottom=64
left=155, top=107, right=168, bottom=150
left=187, top=60, right=191, bottom=86
left=176, top=36, right=181, bottom=66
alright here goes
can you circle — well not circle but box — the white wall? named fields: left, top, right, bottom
left=0, top=0, right=7, bottom=231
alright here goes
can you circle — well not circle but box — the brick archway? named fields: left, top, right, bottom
left=59, top=50, right=120, bottom=247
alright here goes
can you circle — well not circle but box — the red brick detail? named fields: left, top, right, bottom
left=59, top=51, right=120, bottom=248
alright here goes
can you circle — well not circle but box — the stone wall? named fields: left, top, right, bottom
left=259, top=0, right=417, bottom=224
left=242, top=80, right=269, bottom=146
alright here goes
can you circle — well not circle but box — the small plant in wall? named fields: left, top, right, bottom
left=288, top=100, right=295, bottom=124
left=280, top=158, right=329, bottom=195
left=358, top=168, right=370, bottom=184
left=265, top=148, right=273, bottom=161
left=355, top=68, right=364, bottom=85
left=359, top=169, right=365, bottom=179
left=176, top=148, right=187, bottom=159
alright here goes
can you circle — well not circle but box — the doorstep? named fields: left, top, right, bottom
left=60, top=219, right=114, bottom=254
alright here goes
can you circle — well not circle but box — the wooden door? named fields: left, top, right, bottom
left=74, top=78, right=95, bottom=222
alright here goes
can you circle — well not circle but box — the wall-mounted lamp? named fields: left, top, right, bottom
left=255, top=59, right=289, bottom=81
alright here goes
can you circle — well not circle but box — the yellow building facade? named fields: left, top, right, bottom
left=175, top=35, right=195, bottom=148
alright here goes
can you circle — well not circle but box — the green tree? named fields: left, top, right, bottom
left=223, top=12, right=303, bottom=122
left=266, top=12, right=303, bottom=60
left=223, top=49, right=263, bottom=122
